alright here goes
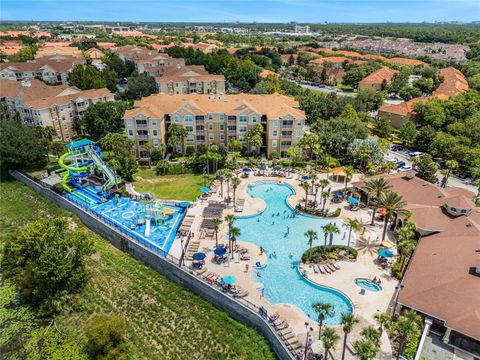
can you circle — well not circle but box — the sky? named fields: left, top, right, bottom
left=1, top=0, right=479, bottom=23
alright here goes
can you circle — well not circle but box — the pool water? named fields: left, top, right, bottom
left=66, top=192, right=185, bottom=255
left=235, top=181, right=354, bottom=325
left=355, top=278, right=382, bottom=292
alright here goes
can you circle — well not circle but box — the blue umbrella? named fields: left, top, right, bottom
left=347, top=197, right=359, bottom=204
left=379, top=248, right=394, bottom=258
left=301, top=175, right=309, bottom=180
left=214, top=247, right=227, bottom=256
left=192, top=252, right=206, bottom=260
left=334, top=191, right=344, bottom=196
left=223, top=275, right=237, bottom=285
left=259, top=166, right=267, bottom=170
left=242, top=167, right=252, bottom=172
left=179, top=201, right=190, bottom=208
left=200, top=187, right=210, bottom=193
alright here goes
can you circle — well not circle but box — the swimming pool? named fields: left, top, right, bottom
left=66, top=192, right=185, bottom=255
left=235, top=181, right=354, bottom=325
left=355, top=278, right=382, bottom=292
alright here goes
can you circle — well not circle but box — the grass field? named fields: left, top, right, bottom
left=133, top=168, right=212, bottom=201
left=0, top=176, right=275, bottom=360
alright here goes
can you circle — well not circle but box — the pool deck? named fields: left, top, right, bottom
left=182, top=171, right=398, bottom=358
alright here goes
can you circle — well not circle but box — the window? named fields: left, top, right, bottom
left=184, top=115, right=193, bottom=122
left=219, top=134, right=224, bottom=140
left=136, top=119, right=147, bottom=126
left=239, top=126, right=247, bottom=133
left=174, top=115, right=180, bottom=123
left=186, top=126, right=194, bottom=132
left=63, top=124, right=68, bottom=130
left=296, top=129, right=303, bottom=137
left=209, top=133, right=214, bottom=140
left=60, top=106, right=64, bottom=111
left=208, top=124, right=213, bottom=131
left=153, top=130, right=158, bottom=136
left=252, top=116, right=257, bottom=123
left=62, top=116, right=66, bottom=121
left=271, top=120, right=279, bottom=127
left=220, top=124, right=224, bottom=131
left=220, top=114, right=225, bottom=121
left=153, top=140, right=159, bottom=147
left=186, top=135, right=194, bottom=142
left=128, top=130, right=133, bottom=136
left=152, top=120, right=157, bottom=126
left=297, top=120, right=304, bottom=126
left=272, top=130, right=278, bottom=137
left=239, top=115, right=248, bottom=122
left=272, top=140, right=278, bottom=147
left=208, top=114, right=213, bottom=120
left=139, top=151, right=149, bottom=159
left=126, top=119, right=133, bottom=126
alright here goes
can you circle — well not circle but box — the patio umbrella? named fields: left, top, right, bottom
left=223, top=275, right=237, bottom=285
left=200, top=187, right=210, bottom=193
left=192, top=252, right=206, bottom=261
left=334, top=191, right=344, bottom=196
left=259, top=166, right=267, bottom=170
left=242, top=167, right=252, bottom=172
left=214, top=247, right=227, bottom=256
left=347, top=197, right=359, bottom=204
left=179, top=201, right=190, bottom=208
left=301, top=175, right=309, bottom=180
left=377, top=208, right=386, bottom=215
left=381, top=240, right=395, bottom=248
left=378, top=248, right=394, bottom=258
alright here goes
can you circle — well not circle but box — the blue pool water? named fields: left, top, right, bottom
left=355, top=278, right=382, bottom=292
left=66, top=191, right=185, bottom=255
left=235, top=181, right=354, bottom=324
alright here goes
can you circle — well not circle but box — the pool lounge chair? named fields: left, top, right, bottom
left=268, top=312, right=280, bottom=322
left=234, top=289, right=249, bottom=298
left=333, top=263, right=341, bottom=270
left=278, top=327, right=293, bottom=336
left=323, top=265, right=331, bottom=274
left=327, top=264, right=336, bottom=272
left=274, top=321, right=289, bottom=330
left=313, top=265, right=319, bottom=273
left=282, top=332, right=295, bottom=341
left=317, top=264, right=325, bottom=274
left=286, top=339, right=303, bottom=352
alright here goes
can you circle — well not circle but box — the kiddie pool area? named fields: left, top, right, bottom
left=235, top=181, right=354, bottom=325
left=355, top=278, right=382, bottom=292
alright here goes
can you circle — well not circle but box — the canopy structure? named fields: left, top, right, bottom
left=214, top=247, right=227, bottom=256
left=179, top=201, right=190, bottom=208
left=223, top=275, right=237, bottom=285
left=331, top=167, right=346, bottom=182
left=381, top=240, right=395, bottom=248
left=347, top=197, right=359, bottom=204
left=192, top=252, right=206, bottom=261
left=242, top=167, right=252, bottom=172
left=378, top=248, right=394, bottom=258
left=301, top=175, right=309, bottom=180
left=200, top=187, right=210, bottom=193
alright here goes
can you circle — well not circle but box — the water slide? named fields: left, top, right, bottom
left=58, top=151, right=97, bottom=205
left=145, top=217, right=151, bottom=237
left=87, top=147, right=119, bottom=191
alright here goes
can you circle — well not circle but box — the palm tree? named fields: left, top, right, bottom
left=321, top=328, right=340, bottom=360
left=377, top=191, right=409, bottom=240
left=212, top=217, right=223, bottom=247
left=229, top=226, right=241, bottom=259
left=301, top=182, right=310, bottom=208
left=440, top=159, right=458, bottom=188
left=305, top=229, right=318, bottom=261
left=374, top=312, right=391, bottom=337
left=318, top=178, right=329, bottom=206
left=312, top=302, right=334, bottom=340
left=398, top=239, right=417, bottom=274
left=394, top=310, right=421, bottom=360
left=231, top=176, right=241, bottom=206
left=353, top=339, right=379, bottom=360
left=224, top=170, right=233, bottom=204
left=224, top=214, right=234, bottom=253
left=344, top=218, right=361, bottom=256
left=364, top=178, right=392, bottom=225
left=343, top=165, right=355, bottom=191
left=216, top=169, right=226, bottom=199
left=360, top=326, right=381, bottom=347
left=322, top=223, right=340, bottom=247
left=321, top=191, right=329, bottom=212
left=341, top=312, right=359, bottom=360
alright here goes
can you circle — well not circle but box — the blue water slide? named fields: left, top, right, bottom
left=70, top=175, right=84, bottom=190
left=70, top=171, right=89, bottom=178
left=82, top=187, right=104, bottom=202
left=75, top=189, right=100, bottom=204
left=92, top=145, right=104, bottom=158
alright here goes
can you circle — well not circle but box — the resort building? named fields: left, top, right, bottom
left=155, top=65, right=226, bottom=95
left=387, top=57, right=427, bottom=67
left=123, top=93, right=307, bottom=158
left=353, top=172, right=480, bottom=359
left=35, top=44, right=83, bottom=59
left=0, top=55, right=85, bottom=84
left=358, top=66, right=398, bottom=91
left=112, top=45, right=185, bottom=75
left=378, top=67, right=469, bottom=128
left=0, top=78, right=114, bottom=141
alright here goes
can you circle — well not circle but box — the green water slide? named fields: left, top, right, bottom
left=58, top=152, right=96, bottom=206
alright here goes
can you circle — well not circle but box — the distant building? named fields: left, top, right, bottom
left=123, top=93, right=307, bottom=158
left=294, top=24, right=310, bottom=34
left=0, top=79, right=114, bottom=141
left=358, top=66, right=398, bottom=91
left=155, top=65, right=225, bottom=95
left=0, top=55, right=85, bottom=84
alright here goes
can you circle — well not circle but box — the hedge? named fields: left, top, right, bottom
left=301, top=245, right=358, bottom=263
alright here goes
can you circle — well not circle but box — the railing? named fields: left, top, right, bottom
left=12, top=170, right=295, bottom=360
left=136, top=124, right=148, bottom=129
left=282, top=125, right=293, bottom=129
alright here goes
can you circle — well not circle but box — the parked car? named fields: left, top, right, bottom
left=408, top=151, right=424, bottom=158
left=396, top=161, right=406, bottom=169
left=386, top=158, right=399, bottom=164
left=391, top=145, right=404, bottom=151
left=398, top=165, right=413, bottom=171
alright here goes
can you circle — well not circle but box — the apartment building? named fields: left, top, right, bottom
left=123, top=93, right=307, bottom=158
left=155, top=65, right=225, bottom=95
left=294, top=24, right=310, bottom=34
left=0, top=79, right=114, bottom=141
left=0, top=55, right=85, bottom=84
left=358, top=66, right=398, bottom=91
left=112, top=45, right=185, bottom=75
left=35, top=44, right=83, bottom=59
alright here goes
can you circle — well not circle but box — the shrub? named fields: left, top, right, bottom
left=302, top=245, right=358, bottom=263
left=392, top=261, right=403, bottom=279
left=404, top=334, right=419, bottom=359
left=155, top=160, right=171, bottom=175
left=185, top=146, right=196, bottom=156
left=332, top=208, right=341, bottom=217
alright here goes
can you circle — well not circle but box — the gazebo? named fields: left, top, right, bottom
left=330, top=167, right=346, bottom=182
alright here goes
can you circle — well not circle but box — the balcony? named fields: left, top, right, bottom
left=281, top=135, right=292, bottom=139
left=227, top=119, right=237, bottom=124
left=137, top=135, right=149, bottom=140
left=196, top=119, right=205, bottom=124
left=136, top=124, right=148, bottom=129
left=281, top=124, right=293, bottom=129
left=196, top=130, right=205, bottom=135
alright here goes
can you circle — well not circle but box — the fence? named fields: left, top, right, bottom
left=10, top=170, right=295, bottom=360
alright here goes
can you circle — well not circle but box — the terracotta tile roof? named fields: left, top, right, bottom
left=155, top=65, right=224, bottom=83
left=359, top=66, right=398, bottom=86
left=85, top=48, right=103, bottom=59
left=353, top=172, right=480, bottom=340
left=35, top=45, right=83, bottom=58
left=0, top=31, right=50, bottom=38
left=433, top=67, right=469, bottom=97
left=97, top=42, right=116, bottom=49
left=387, top=57, right=427, bottom=66
left=310, top=56, right=365, bottom=66
left=227, top=47, right=241, bottom=54
left=0, top=55, right=84, bottom=73
left=113, top=31, right=156, bottom=39
left=43, top=41, right=72, bottom=47
left=124, top=93, right=306, bottom=120
left=280, top=54, right=299, bottom=63
left=259, top=69, right=279, bottom=79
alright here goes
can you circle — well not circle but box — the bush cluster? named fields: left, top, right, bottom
left=301, top=245, right=358, bottom=263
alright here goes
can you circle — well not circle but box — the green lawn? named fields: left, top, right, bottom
left=0, top=176, right=275, bottom=360
left=134, top=168, right=212, bottom=201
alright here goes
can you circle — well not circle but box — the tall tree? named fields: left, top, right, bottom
left=101, top=133, right=138, bottom=181
left=377, top=191, right=409, bottom=240
left=304, top=229, right=318, bottom=261
left=341, top=312, right=359, bottom=360
left=68, top=64, right=107, bottom=90
left=364, top=178, right=392, bottom=225
left=344, top=218, right=362, bottom=256
left=212, top=217, right=223, bottom=248
left=77, top=101, right=128, bottom=141
left=321, top=328, right=341, bottom=360
left=312, top=302, right=334, bottom=340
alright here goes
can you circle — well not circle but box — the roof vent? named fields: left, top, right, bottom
left=21, top=80, right=31, bottom=87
